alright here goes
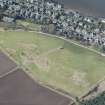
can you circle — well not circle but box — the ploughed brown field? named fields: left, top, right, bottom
left=0, top=51, right=17, bottom=76
left=0, top=50, right=72, bottom=105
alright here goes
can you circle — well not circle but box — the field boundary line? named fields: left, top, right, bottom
left=0, top=66, right=19, bottom=79
left=22, top=66, right=76, bottom=104
left=0, top=47, right=21, bottom=66
left=0, top=47, right=21, bottom=79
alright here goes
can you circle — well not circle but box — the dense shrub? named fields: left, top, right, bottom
left=80, top=91, right=105, bottom=105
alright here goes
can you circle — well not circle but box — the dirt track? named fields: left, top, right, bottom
left=0, top=50, right=73, bottom=105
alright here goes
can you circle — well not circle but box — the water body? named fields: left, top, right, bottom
left=57, top=0, right=105, bottom=18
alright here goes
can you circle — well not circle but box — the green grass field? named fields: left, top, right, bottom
left=0, top=31, right=105, bottom=96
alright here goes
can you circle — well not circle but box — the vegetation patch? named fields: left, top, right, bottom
left=80, top=91, right=105, bottom=105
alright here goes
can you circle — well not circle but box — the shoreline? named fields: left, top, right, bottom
left=58, top=0, right=105, bottom=18
left=64, top=5, right=104, bottom=18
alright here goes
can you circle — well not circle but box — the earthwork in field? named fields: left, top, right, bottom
left=0, top=31, right=105, bottom=96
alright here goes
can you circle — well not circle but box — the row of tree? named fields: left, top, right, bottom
left=80, top=91, right=105, bottom=105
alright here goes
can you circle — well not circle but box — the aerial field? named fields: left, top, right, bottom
left=0, top=31, right=105, bottom=96
left=0, top=69, right=70, bottom=105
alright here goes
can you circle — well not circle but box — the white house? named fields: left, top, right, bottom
left=3, top=16, right=14, bottom=22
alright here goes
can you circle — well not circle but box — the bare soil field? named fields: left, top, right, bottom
left=0, top=69, right=72, bottom=105
left=0, top=51, right=17, bottom=76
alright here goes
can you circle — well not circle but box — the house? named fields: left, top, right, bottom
left=2, top=16, right=15, bottom=22
left=101, top=18, right=105, bottom=23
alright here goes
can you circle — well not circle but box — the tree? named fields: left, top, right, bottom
left=102, top=43, right=105, bottom=52
left=80, top=91, right=105, bottom=105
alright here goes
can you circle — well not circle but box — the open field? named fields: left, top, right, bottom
left=0, top=31, right=105, bottom=96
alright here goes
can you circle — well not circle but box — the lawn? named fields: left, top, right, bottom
left=0, top=31, right=105, bottom=96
